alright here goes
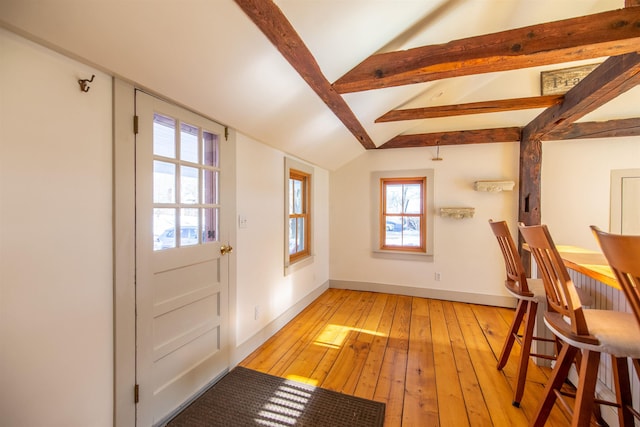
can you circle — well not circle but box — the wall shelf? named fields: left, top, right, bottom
left=440, top=207, right=475, bottom=219
left=474, top=180, right=515, bottom=192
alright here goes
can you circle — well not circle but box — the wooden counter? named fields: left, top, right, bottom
left=524, top=244, right=619, bottom=289
left=554, top=245, right=618, bottom=289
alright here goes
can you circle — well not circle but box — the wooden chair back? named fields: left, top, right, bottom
left=488, top=220, right=533, bottom=297
left=591, top=226, right=640, bottom=326
left=518, top=223, right=590, bottom=337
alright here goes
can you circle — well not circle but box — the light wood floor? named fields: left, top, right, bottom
left=240, top=288, right=574, bottom=427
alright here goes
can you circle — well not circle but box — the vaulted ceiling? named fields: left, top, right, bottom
left=1, top=0, right=639, bottom=170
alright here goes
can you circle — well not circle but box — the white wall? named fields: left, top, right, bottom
left=234, top=133, right=330, bottom=354
left=0, top=29, right=113, bottom=426
left=330, top=142, right=520, bottom=304
left=542, top=136, right=640, bottom=250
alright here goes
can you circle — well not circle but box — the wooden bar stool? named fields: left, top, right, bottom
left=489, top=220, right=556, bottom=407
left=520, top=224, right=640, bottom=427
left=592, top=226, right=640, bottom=424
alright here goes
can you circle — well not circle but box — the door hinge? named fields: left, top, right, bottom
left=133, top=115, right=139, bottom=135
left=134, top=384, right=140, bottom=404
left=224, top=126, right=229, bottom=141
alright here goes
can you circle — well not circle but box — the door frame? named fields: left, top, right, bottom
left=113, top=79, right=237, bottom=426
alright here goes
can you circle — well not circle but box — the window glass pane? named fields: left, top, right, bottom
left=202, top=208, right=218, bottom=243
left=289, top=179, right=294, bottom=214
left=293, top=179, right=302, bottom=214
left=180, top=165, right=199, bottom=204
left=154, top=208, right=176, bottom=251
left=384, top=215, right=402, bottom=246
left=180, top=122, right=199, bottom=163
left=289, top=218, right=297, bottom=254
left=385, top=184, right=403, bottom=214
left=203, top=131, right=219, bottom=167
left=297, top=217, right=305, bottom=252
left=203, top=170, right=218, bottom=204
left=154, top=161, right=176, bottom=203
left=404, top=184, right=422, bottom=213
left=153, top=114, right=176, bottom=158
left=180, top=208, right=199, bottom=247
left=403, top=217, right=420, bottom=247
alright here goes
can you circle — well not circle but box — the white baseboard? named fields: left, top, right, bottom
left=231, top=281, right=330, bottom=365
left=329, top=279, right=516, bottom=308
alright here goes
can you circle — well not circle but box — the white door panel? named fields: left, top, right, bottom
left=135, top=91, right=230, bottom=426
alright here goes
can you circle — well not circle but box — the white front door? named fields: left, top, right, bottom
left=135, top=91, right=231, bottom=426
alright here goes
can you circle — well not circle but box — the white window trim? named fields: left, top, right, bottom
left=284, top=157, right=314, bottom=273
left=371, top=169, right=435, bottom=261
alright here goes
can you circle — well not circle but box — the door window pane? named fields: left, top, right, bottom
left=202, top=208, right=218, bottom=243
left=203, top=131, right=219, bottom=167
left=180, top=122, right=199, bottom=163
left=203, top=170, right=218, bottom=205
left=154, top=161, right=176, bottom=203
left=153, top=114, right=176, bottom=158
left=180, top=166, right=199, bottom=204
left=180, top=208, right=199, bottom=247
left=154, top=208, right=176, bottom=250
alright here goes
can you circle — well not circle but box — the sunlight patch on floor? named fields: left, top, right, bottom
left=255, top=379, right=314, bottom=426
left=313, top=324, right=386, bottom=348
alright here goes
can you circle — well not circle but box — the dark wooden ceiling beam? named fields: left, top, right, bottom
left=376, top=95, right=563, bottom=122
left=233, top=0, right=376, bottom=149
left=333, top=8, right=640, bottom=93
left=523, top=52, right=640, bottom=141
left=543, top=117, right=640, bottom=140
left=378, top=127, right=521, bottom=149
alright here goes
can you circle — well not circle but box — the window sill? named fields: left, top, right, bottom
left=284, top=254, right=314, bottom=275
left=371, top=249, right=433, bottom=262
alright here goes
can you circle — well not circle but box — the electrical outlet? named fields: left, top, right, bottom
left=239, top=215, right=248, bottom=229
left=254, top=305, right=260, bottom=320
left=435, top=272, right=441, bottom=281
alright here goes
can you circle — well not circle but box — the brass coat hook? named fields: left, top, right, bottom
left=78, top=74, right=95, bottom=92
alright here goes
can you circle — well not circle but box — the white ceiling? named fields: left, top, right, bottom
left=1, top=0, right=634, bottom=170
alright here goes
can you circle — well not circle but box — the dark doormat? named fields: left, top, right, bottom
left=167, top=366, right=385, bottom=426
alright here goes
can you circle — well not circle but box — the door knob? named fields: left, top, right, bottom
left=220, top=244, right=233, bottom=255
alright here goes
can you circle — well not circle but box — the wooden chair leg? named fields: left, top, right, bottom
left=512, top=300, right=537, bottom=407
left=572, top=350, right=601, bottom=427
left=572, top=350, right=604, bottom=425
left=612, top=356, right=634, bottom=427
left=532, top=343, right=579, bottom=427
left=497, top=299, right=527, bottom=370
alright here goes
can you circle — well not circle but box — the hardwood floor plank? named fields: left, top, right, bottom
left=354, top=294, right=397, bottom=400
left=335, top=292, right=390, bottom=394
left=318, top=292, right=377, bottom=391
left=430, top=299, right=469, bottom=426
left=239, top=288, right=346, bottom=373
left=452, top=301, right=531, bottom=426
left=373, top=296, right=411, bottom=426
left=240, top=290, right=571, bottom=427
left=403, top=297, right=439, bottom=426
left=278, top=290, right=372, bottom=384
left=442, top=301, right=492, bottom=427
